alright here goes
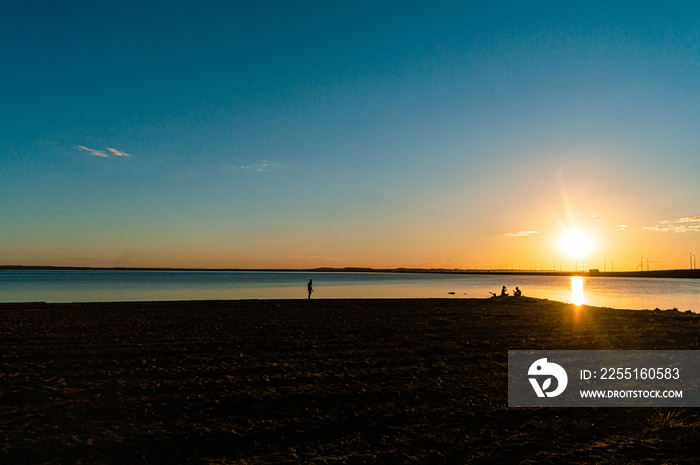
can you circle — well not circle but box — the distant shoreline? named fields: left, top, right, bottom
left=2, top=265, right=699, bottom=279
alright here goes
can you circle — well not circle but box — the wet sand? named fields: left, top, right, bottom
left=1, top=298, right=698, bottom=464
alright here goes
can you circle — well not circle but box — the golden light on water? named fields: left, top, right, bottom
left=570, top=276, right=585, bottom=306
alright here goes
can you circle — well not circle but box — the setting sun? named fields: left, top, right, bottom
left=559, top=229, right=595, bottom=258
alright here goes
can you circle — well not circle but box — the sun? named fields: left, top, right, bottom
left=559, top=229, right=595, bottom=258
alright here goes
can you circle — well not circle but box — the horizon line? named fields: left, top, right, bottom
left=2, top=265, right=699, bottom=279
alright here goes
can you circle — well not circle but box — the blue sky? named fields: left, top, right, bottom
left=1, top=1, right=699, bottom=269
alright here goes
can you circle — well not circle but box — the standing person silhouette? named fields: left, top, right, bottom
left=307, top=279, right=313, bottom=299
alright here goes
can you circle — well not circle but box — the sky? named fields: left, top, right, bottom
left=1, top=1, right=699, bottom=271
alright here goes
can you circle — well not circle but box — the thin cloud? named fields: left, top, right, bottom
left=76, top=145, right=108, bottom=158
left=76, top=145, right=130, bottom=158
left=234, top=160, right=274, bottom=172
left=106, top=147, right=130, bottom=157
left=643, top=216, right=700, bottom=233
left=503, top=230, right=541, bottom=237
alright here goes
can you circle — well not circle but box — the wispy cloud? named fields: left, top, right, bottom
left=76, top=145, right=108, bottom=158
left=503, top=230, right=541, bottom=237
left=106, top=147, right=130, bottom=157
left=643, top=216, right=700, bottom=233
left=237, top=160, right=269, bottom=172
left=76, top=145, right=130, bottom=158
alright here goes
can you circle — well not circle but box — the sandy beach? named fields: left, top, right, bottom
left=1, top=297, right=698, bottom=464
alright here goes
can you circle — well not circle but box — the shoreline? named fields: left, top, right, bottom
left=3, top=264, right=700, bottom=279
left=1, top=298, right=698, bottom=463
left=1, top=296, right=697, bottom=314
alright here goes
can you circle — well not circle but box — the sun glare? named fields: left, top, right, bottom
left=570, top=276, right=585, bottom=306
left=559, top=229, right=594, bottom=258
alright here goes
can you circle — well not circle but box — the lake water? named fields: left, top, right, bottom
left=1, top=270, right=699, bottom=312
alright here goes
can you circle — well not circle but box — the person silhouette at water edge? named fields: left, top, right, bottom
left=514, top=286, right=522, bottom=297
left=501, top=286, right=508, bottom=296
left=307, top=279, right=313, bottom=299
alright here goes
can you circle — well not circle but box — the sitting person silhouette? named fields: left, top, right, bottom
left=501, top=286, right=508, bottom=296
left=513, top=286, right=522, bottom=297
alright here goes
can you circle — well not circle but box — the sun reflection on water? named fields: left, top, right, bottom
left=570, top=276, right=585, bottom=306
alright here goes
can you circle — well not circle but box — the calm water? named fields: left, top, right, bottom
left=0, top=270, right=698, bottom=312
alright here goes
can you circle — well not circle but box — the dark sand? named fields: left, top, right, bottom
left=1, top=298, right=698, bottom=464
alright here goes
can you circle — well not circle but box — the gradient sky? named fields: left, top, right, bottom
left=1, top=1, right=699, bottom=270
